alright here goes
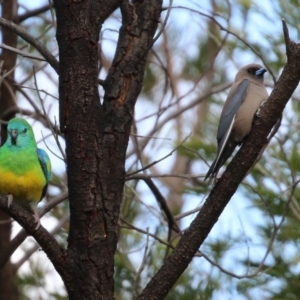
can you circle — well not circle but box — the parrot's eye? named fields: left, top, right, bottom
left=23, top=128, right=27, bottom=134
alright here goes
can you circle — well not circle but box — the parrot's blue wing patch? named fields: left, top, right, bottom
left=37, top=148, right=51, bottom=200
left=37, top=148, right=52, bottom=181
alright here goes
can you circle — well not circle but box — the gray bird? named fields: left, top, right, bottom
left=205, top=63, right=269, bottom=180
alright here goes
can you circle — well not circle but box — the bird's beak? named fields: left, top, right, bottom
left=10, top=129, right=18, bottom=145
left=255, top=68, right=267, bottom=76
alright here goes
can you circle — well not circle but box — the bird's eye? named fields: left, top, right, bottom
left=23, top=128, right=27, bottom=133
left=248, top=68, right=254, bottom=73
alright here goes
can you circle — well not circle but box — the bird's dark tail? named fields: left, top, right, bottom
left=204, top=140, right=238, bottom=181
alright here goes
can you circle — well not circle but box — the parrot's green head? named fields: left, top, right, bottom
left=6, top=118, right=36, bottom=148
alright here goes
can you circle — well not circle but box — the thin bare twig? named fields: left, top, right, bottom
left=133, top=227, right=150, bottom=297
left=169, top=5, right=276, bottom=83
left=0, top=17, right=59, bottom=73
left=120, top=218, right=173, bottom=249
left=18, top=4, right=51, bottom=23
left=127, top=133, right=192, bottom=177
left=0, top=43, right=46, bottom=61
left=32, top=67, right=66, bottom=160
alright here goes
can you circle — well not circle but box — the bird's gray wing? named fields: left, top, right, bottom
left=205, top=79, right=250, bottom=180
left=217, top=79, right=250, bottom=143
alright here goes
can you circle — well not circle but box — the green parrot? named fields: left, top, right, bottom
left=0, top=118, right=51, bottom=229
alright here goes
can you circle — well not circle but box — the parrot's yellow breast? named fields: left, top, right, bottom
left=0, top=168, right=46, bottom=203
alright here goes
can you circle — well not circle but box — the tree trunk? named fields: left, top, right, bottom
left=53, top=1, right=162, bottom=298
left=0, top=1, right=18, bottom=299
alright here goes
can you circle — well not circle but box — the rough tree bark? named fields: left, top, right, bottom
left=53, top=0, right=162, bottom=298
left=0, top=1, right=18, bottom=299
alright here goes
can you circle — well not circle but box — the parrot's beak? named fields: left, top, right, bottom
left=9, top=129, right=18, bottom=145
